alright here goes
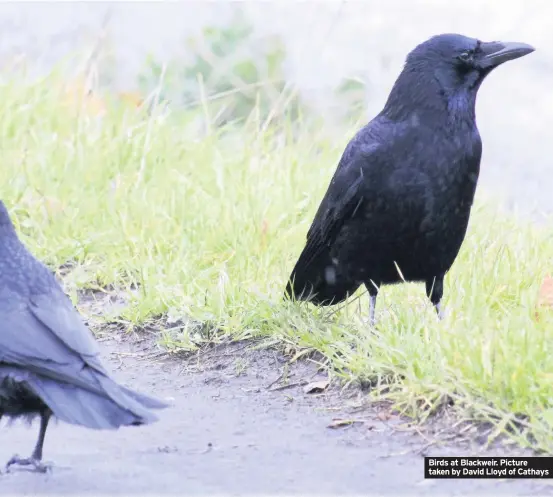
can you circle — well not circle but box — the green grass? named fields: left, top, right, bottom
left=3, top=70, right=553, bottom=452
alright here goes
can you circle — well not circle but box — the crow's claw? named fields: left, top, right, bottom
left=5, top=454, right=51, bottom=473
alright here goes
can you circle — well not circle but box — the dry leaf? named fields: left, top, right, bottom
left=535, top=275, right=553, bottom=321
left=538, top=276, right=553, bottom=305
left=260, top=219, right=269, bottom=247
left=303, top=380, right=329, bottom=394
left=118, top=91, right=144, bottom=108
left=377, top=411, right=393, bottom=421
left=63, top=78, right=106, bottom=117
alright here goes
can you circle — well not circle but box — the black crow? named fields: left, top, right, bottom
left=285, top=33, right=534, bottom=324
left=0, top=201, right=168, bottom=473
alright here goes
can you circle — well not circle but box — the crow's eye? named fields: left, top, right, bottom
left=458, top=51, right=474, bottom=63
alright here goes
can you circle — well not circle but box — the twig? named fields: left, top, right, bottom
left=268, top=380, right=308, bottom=392
left=265, top=372, right=284, bottom=390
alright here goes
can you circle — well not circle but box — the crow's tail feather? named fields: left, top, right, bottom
left=285, top=249, right=357, bottom=307
left=24, top=372, right=168, bottom=430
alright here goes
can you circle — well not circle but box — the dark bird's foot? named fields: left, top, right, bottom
left=435, top=302, right=446, bottom=321
left=368, top=295, right=377, bottom=327
left=5, top=454, right=51, bottom=474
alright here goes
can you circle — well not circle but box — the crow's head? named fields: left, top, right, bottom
left=384, top=33, right=534, bottom=120
left=407, top=33, right=534, bottom=91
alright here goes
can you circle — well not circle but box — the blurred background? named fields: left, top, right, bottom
left=0, top=0, right=548, bottom=215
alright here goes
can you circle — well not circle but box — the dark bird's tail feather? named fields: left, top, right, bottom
left=285, top=246, right=356, bottom=306
left=22, top=371, right=168, bottom=430
left=285, top=247, right=329, bottom=303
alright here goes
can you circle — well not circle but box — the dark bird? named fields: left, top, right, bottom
left=0, top=201, right=168, bottom=473
left=285, top=33, right=534, bottom=324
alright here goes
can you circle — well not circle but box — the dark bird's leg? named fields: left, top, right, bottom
left=425, top=276, right=445, bottom=320
left=6, top=409, right=52, bottom=473
left=364, top=280, right=380, bottom=326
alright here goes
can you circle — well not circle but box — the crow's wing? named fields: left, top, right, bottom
left=297, top=144, right=381, bottom=271
left=0, top=284, right=167, bottom=426
left=0, top=286, right=113, bottom=396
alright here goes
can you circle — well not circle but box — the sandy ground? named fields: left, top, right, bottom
left=2, top=336, right=553, bottom=496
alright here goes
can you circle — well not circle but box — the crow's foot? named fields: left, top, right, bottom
left=435, top=302, right=446, bottom=321
left=5, top=454, right=51, bottom=473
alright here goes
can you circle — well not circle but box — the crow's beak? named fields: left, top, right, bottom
left=477, top=41, right=535, bottom=70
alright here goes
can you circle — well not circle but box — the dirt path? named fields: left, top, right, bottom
left=1, top=337, right=552, bottom=496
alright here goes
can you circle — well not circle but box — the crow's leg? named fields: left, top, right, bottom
left=425, top=276, right=445, bottom=320
left=364, top=280, right=380, bottom=326
left=7, top=409, right=52, bottom=473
